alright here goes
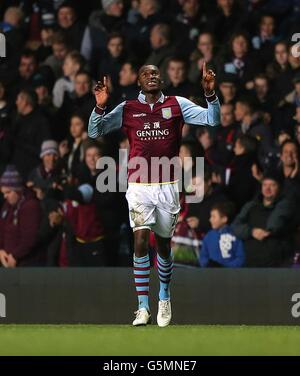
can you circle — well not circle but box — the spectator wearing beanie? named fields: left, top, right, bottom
left=27, top=140, right=67, bottom=194
left=0, top=165, right=42, bottom=267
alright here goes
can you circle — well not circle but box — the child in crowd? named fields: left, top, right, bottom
left=200, top=202, right=245, bottom=268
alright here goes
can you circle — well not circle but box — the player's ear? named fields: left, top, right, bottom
left=137, top=80, right=141, bottom=87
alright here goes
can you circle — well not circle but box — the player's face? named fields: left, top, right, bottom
left=138, top=66, right=161, bottom=93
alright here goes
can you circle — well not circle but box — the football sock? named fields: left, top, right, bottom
left=133, top=254, right=150, bottom=310
left=157, top=253, right=173, bottom=301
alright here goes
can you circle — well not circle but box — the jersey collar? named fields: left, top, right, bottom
left=138, top=91, right=165, bottom=104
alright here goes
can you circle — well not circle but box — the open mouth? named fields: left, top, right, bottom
left=147, top=81, right=159, bottom=87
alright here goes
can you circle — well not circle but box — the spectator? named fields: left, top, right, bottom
left=91, top=32, right=128, bottom=89
left=52, top=50, right=85, bottom=108
left=266, top=41, right=294, bottom=104
left=188, top=32, right=217, bottom=85
left=11, top=89, right=51, bottom=179
left=174, top=0, right=208, bottom=57
left=220, top=32, right=261, bottom=90
left=164, top=57, right=198, bottom=97
left=128, top=0, right=164, bottom=60
left=8, top=49, right=52, bottom=99
left=36, top=26, right=55, bottom=63
left=251, top=14, right=278, bottom=69
left=43, top=31, right=71, bottom=79
left=0, top=165, right=42, bottom=267
left=232, top=172, right=295, bottom=267
left=59, top=183, right=108, bottom=266
left=60, top=113, right=87, bottom=180
left=218, top=73, right=238, bottom=105
left=209, top=0, right=245, bottom=44
left=226, top=135, right=259, bottom=210
left=145, top=23, right=175, bottom=84
left=89, top=0, right=126, bottom=59
left=32, top=74, right=56, bottom=122
left=200, top=201, right=245, bottom=267
left=56, top=2, right=89, bottom=59
left=215, top=103, right=238, bottom=166
left=57, top=71, right=95, bottom=140
left=27, top=140, right=66, bottom=194
left=112, top=61, right=140, bottom=105
left=234, top=97, right=273, bottom=167
left=186, top=167, right=228, bottom=237
left=252, top=73, right=274, bottom=114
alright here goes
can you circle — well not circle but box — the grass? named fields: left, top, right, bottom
left=0, top=325, right=300, bottom=356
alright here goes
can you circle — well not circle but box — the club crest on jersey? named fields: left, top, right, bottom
left=162, top=107, right=172, bottom=119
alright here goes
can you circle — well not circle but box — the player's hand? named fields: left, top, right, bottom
left=202, top=61, right=216, bottom=96
left=94, top=76, right=109, bottom=108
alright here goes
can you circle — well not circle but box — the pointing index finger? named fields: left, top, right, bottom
left=103, top=76, right=108, bottom=88
left=203, top=61, right=207, bottom=77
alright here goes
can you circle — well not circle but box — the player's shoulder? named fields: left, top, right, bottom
left=123, top=99, right=141, bottom=108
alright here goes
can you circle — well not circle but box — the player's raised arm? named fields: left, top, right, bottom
left=88, top=76, right=125, bottom=138
left=176, top=62, right=220, bottom=127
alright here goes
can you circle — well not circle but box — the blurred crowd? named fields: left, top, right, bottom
left=1, top=0, right=300, bottom=268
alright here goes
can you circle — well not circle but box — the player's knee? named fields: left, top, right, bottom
left=134, top=231, right=149, bottom=256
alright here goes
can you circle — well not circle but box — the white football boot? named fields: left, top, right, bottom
left=132, top=308, right=151, bottom=326
left=157, top=299, right=172, bottom=327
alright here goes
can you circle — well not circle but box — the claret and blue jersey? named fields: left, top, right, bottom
left=88, top=92, right=220, bottom=183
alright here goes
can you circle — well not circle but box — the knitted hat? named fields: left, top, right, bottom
left=0, top=165, right=23, bottom=191
left=102, top=0, right=120, bottom=11
left=78, top=184, right=94, bottom=204
left=40, top=140, right=59, bottom=158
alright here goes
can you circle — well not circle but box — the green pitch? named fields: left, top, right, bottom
left=0, top=325, right=300, bottom=356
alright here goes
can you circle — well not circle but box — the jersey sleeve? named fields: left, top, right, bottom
left=176, top=95, right=220, bottom=127
left=88, top=101, right=125, bottom=138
